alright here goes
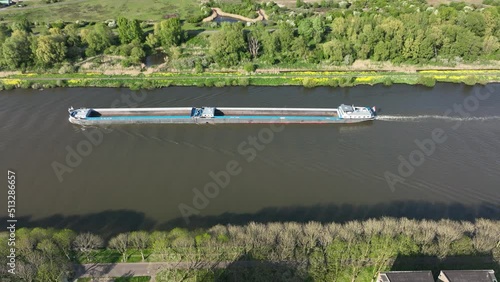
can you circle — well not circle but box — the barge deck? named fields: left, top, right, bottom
left=68, top=105, right=376, bottom=125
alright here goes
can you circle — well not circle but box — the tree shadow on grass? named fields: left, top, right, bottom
left=390, top=253, right=500, bottom=279
left=203, top=252, right=311, bottom=282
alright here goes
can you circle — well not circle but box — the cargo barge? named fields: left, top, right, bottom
left=68, top=104, right=376, bottom=125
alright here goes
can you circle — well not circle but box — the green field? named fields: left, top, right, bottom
left=0, top=0, right=201, bottom=23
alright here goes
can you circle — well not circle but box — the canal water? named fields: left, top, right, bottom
left=1, top=84, right=499, bottom=233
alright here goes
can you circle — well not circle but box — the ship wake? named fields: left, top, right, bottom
left=377, top=115, right=500, bottom=122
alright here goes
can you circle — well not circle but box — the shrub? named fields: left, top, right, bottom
left=302, top=77, right=317, bottom=88
left=237, top=77, right=250, bottom=86
left=187, top=14, right=205, bottom=24
left=328, top=79, right=339, bottom=87
left=59, top=63, right=75, bottom=74
left=142, top=80, right=153, bottom=89
left=417, top=75, right=436, bottom=87
left=4, top=84, right=14, bottom=90
left=128, top=82, right=141, bottom=91
left=19, top=80, right=32, bottom=89
left=383, top=77, right=393, bottom=86
left=214, top=80, right=226, bottom=87
left=194, top=61, right=204, bottom=74
left=463, top=76, right=477, bottom=86
left=204, top=80, right=215, bottom=87
left=51, top=20, right=65, bottom=29
left=31, top=83, right=42, bottom=89
left=243, top=63, right=257, bottom=73
left=338, top=76, right=354, bottom=87
left=56, top=79, right=68, bottom=87
left=121, top=59, right=132, bottom=67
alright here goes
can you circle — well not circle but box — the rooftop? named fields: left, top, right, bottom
left=378, top=271, right=434, bottom=282
left=438, top=270, right=498, bottom=282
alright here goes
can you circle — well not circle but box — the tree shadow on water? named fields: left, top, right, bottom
left=1, top=200, right=498, bottom=237
left=160, top=200, right=500, bottom=230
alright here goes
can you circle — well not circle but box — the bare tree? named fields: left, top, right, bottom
left=473, top=219, right=500, bottom=253
left=24, top=250, right=44, bottom=268
left=130, top=231, right=149, bottom=262
left=436, top=219, right=464, bottom=258
left=299, top=222, right=322, bottom=261
left=16, top=261, right=37, bottom=282
left=247, top=34, right=260, bottom=59
left=72, top=232, right=104, bottom=262
left=108, top=233, right=130, bottom=262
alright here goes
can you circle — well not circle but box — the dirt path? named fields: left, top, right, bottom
left=202, top=7, right=268, bottom=23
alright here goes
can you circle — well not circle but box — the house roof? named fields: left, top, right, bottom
left=440, top=270, right=497, bottom=282
left=380, top=271, right=435, bottom=282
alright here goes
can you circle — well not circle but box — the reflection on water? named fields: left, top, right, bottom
left=145, top=52, right=166, bottom=66
left=213, top=16, right=242, bottom=23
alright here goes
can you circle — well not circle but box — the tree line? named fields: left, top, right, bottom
left=0, top=1, right=498, bottom=73
left=1, top=218, right=499, bottom=281
left=0, top=16, right=183, bottom=71
left=209, top=3, right=499, bottom=68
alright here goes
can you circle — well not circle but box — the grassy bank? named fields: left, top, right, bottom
left=1, top=69, right=499, bottom=90
left=0, top=0, right=200, bottom=23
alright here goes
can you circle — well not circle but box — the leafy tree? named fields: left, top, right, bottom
left=209, top=23, right=248, bottom=67
left=249, top=22, right=276, bottom=63
left=461, top=12, right=486, bottom=37
left=322, top=39, right=344, bottom=63
left=118, top=17, right=144, bottom=44
left=81, top=23, right=114, bottom=57
left=292, top=36, right=310, bottom=60
left=298, top=18, right=315, bottom=46
left=274, top=23, right=296, bottom=63
left=482, top=35, right=499, bottom=54
left=0, top=24, right=9, bottom=44
left=11, top=18, right=32, bottom=33
left=37, top=238, right=59, bottom=262
left=53, top=229, right=76, bottom=260
left=331, top=17, right=346, bottom=38
left=35, top=34, right=67, bottom=67
left=130, top=44, right=146, bottom=64
left=154, top=18, right=183, bottom=49
left=1, top=30, right=33, bottom=69
left=63, top=23, right=81, bottom=47
left=373, top=41, right=390, bottom=61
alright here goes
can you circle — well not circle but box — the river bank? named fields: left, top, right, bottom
left=1, top=69, right=499, bottom=90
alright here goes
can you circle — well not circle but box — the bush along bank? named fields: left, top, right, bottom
left=0, top=70, right=499, bottom=90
